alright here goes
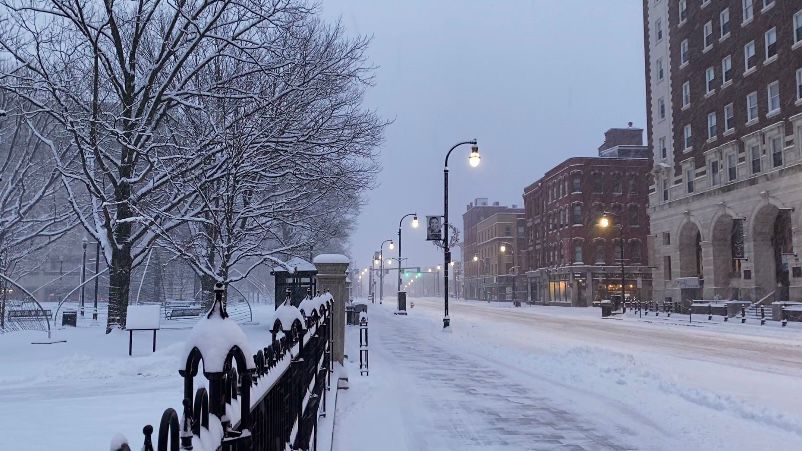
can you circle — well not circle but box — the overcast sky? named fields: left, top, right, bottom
left=320, top=0, right=646, bottom=272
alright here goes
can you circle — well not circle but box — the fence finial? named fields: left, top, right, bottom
left=207, top=283, right=229, bottom=319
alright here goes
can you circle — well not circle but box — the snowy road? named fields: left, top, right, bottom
left=334, top=297, right=802, bottom=451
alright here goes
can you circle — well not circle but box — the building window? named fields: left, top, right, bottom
left=707, top=112, right=717, bottom=138
left=686, top=168, right=694, bottom=193
left=612, top=178, right=622, bottom=194
left=629, top=205, right=639, bottom=226
left=679, top=0, right=687, bottom=22
left=797, top=68, right=802, bottom=101
left=767, top=81, right=780, bottom=114
left=722, top=55, right=732, bottom=83
left=573, top=204, right=582, bottom=225
left=662, top=232, right=671, bottom=246
left=662, top=179, right=669, bottom=201
left=656, top=18, right=663, bottom=41
left=710, top=159, right=720, bottom=186
left=628, top=178, right=636, bottom=194
left=684, top=124, right=692, bottom=149
left=727, top=153, right=737, bottom=181
left=706, top=67, right=715, bottom=93
left=657, top=58, right=664, bottom=81
left=631, top=241, right=643, bottom=263
left=682, top=81, right=691, bottom=107
left=595, top=241, right=605, bottom=264
left=704, top=21, right=713, bottom=49
left=765, top=27, right=777, bottom=60
left=681, top=39, right=689, bottom=65
left=720, top=8, right=731, bottom=37
left=747, top=91, right=758, bottom=122
left=658, top=97, right=666, bottom=119
left=763, top=0, right=774, bottom=11
left=744, top=41, right=756, bottom=71
left=795, top=11, right=802, bottom=45
left=572, top=174, right=581, bottom=192
left=751, top=144, right=761, bottom=173
left=724, top=103, right=734, bottom=131
left=664, top=256, right=672, bottom=280
left=772, top=136, right=783, bottom=168
left=659, top=136, right=667, bottom=159
left=592, top=174, right=603, bottom=193
left=613, top=240, right=623, bottom=262
left=574, top=242, right=583, bottom=264
left=743, top=0, right=753, bottom=23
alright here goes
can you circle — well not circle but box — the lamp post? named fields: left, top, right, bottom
left=442, top=140, right=480, bottom=327
left=379, top=239, right=394, bottom=303
left=93, top=240, right=100, bottom=320
left=80, top=237, right=88, bottom=317
left=599, top=212, right=626, bottom=313
left=499, top=241, right=517, bottom=304
left=397, top=213, right=419, bottom=295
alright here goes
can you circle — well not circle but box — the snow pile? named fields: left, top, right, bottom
left=109, top=433, right=128, bottom=451
left=298, top=292, right=333, bottom=317
left=274, top=303, right=305, bottom=330
left=182, top=311, right=255, bottom=372
left=312, top=254, right=349, bottom=265
left=273, top=256, right=316, bottom=273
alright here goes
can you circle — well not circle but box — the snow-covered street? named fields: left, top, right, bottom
left=335, top=297, right=802, bottom=451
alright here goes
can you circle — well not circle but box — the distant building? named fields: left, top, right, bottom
left=522, top=125, right=652, bottom=306
left=462, top=199, right=525, bottom=300
left=644, top=0, right=802, bottom=305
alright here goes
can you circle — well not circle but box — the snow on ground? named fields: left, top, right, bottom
left=334, top=297, right=802, bottom=451
left=0, top=304, right=278, bottom=450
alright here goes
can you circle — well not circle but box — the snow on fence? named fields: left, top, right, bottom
left=111, top=284, right=334, bottom=451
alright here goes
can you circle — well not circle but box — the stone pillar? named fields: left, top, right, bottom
left=313, top=254, right=349, bottom=364
left=699, top=240, right=715, bottom=299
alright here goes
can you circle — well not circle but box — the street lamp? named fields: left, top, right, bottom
left=379, top=239, right=394, bottom=302
left=499, top=241, right=517, bottom=304
left=396, top=213, right=419, bottom=301
left=598, top=211, right=626, bottom=313
left=80, top=237, right=88, bottom=317
left=442, top=139, right=480, bottom=328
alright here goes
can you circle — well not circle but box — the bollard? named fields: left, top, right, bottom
left=782, top=307, right=788, bottom=327
left=741, top=305, right=746, bottom=324
left=667, top=302, right=672, bottom=318
left=655, top=301, right=659, bottom=317
left=359, top=315, right=369, bottom=376
left=708, top=304, right=713, bottom=321
left=760, top=306, right=766, bottom=326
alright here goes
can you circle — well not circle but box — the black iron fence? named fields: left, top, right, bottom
left=113, top=285, right=333, bottom=451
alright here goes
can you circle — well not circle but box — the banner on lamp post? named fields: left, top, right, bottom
left=426, top=216, right=442, bottom=241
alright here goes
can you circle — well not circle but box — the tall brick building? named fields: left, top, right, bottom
left=645, top=0, right=802, bottom=305
left=523, top=126, right=652, bottom=306
left=462, top=199, right=525, bottom=300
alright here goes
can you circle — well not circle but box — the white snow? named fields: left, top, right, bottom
left=273, top=256, right=316, bottom=273
left=312, top=253, right=350, bottom=265
left=125, top=304, right=161, bottom=330
left=274, top=303, right=306, bottom=331
left=182, top=308, right=255, bottom=372
left=109, top=433, right=128, bottom=451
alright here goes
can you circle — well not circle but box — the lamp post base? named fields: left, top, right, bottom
left=443, top=317, right=450, bottom=328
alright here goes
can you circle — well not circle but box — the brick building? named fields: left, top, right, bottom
left=462, top=199, right=525, bottom=300
left=523, top=126, right=652, bottom=306
left=645, top=0, right=802, bottom=305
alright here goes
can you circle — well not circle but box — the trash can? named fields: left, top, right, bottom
left=345, top=305, right=357, bottom=325
left=397, top=291, right=406, bottom=312
left=62, top=310, right=77, bottom=327
left=600, top=301, right=613, bottom=318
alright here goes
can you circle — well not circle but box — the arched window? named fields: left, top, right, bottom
left=573, top=204, right=583, bottom=225
left=629, top=205, right=639, bottom=226
left=630, top=240, right=643, bottom=263
left=613, top=239, right=623, bottom=262
left=572, top=173, right=582, bottom=192
left=574, top=240, right=584, bottom=263
left=593, top=173, right=603, bottom=193
left=612, top=174, right=623, bottom=194
left=595, top=240, right=606, bottom=264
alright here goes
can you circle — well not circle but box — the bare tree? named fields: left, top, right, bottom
left=157, top=17, right=384, bottom=302
left=0, top=0, right=320, bottom=330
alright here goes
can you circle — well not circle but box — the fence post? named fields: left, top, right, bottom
left=313, top=255, right=349, bottom=364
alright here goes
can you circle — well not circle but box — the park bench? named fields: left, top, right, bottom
left=8, top=309, right=52, bottom=319
left=167, top=307, right=205, bottom=319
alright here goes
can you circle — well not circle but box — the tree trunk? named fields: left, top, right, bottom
left=107, top=246, right=132, bottom=333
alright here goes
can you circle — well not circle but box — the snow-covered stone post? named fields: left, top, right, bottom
left=313, top=254, right=349, bottom=363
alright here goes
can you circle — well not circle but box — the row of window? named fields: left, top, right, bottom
left=543, top=172, right=644, bottom=205
left=681, top=76, right=796, bottom=152
left=537, top=204, right=642, bottom=235
left=533, top=239, right=644, bottom=268
left=677, top=0, right=776, bottom=28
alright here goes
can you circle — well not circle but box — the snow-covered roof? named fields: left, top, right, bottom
left=273, top=256, right=317, bottom=273
left=313, top=254, right=350, bottom=264
left=274, top=303, right=306, bottom=330
left=182, top=304, right=255, bottom=373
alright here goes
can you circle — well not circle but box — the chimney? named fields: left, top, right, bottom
left=628, top=121, right=633, bottom=128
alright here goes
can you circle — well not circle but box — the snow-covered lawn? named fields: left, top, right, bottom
left=334, top=297, right=802, bottom=451
left=0, top=304, right=282, bottom=450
